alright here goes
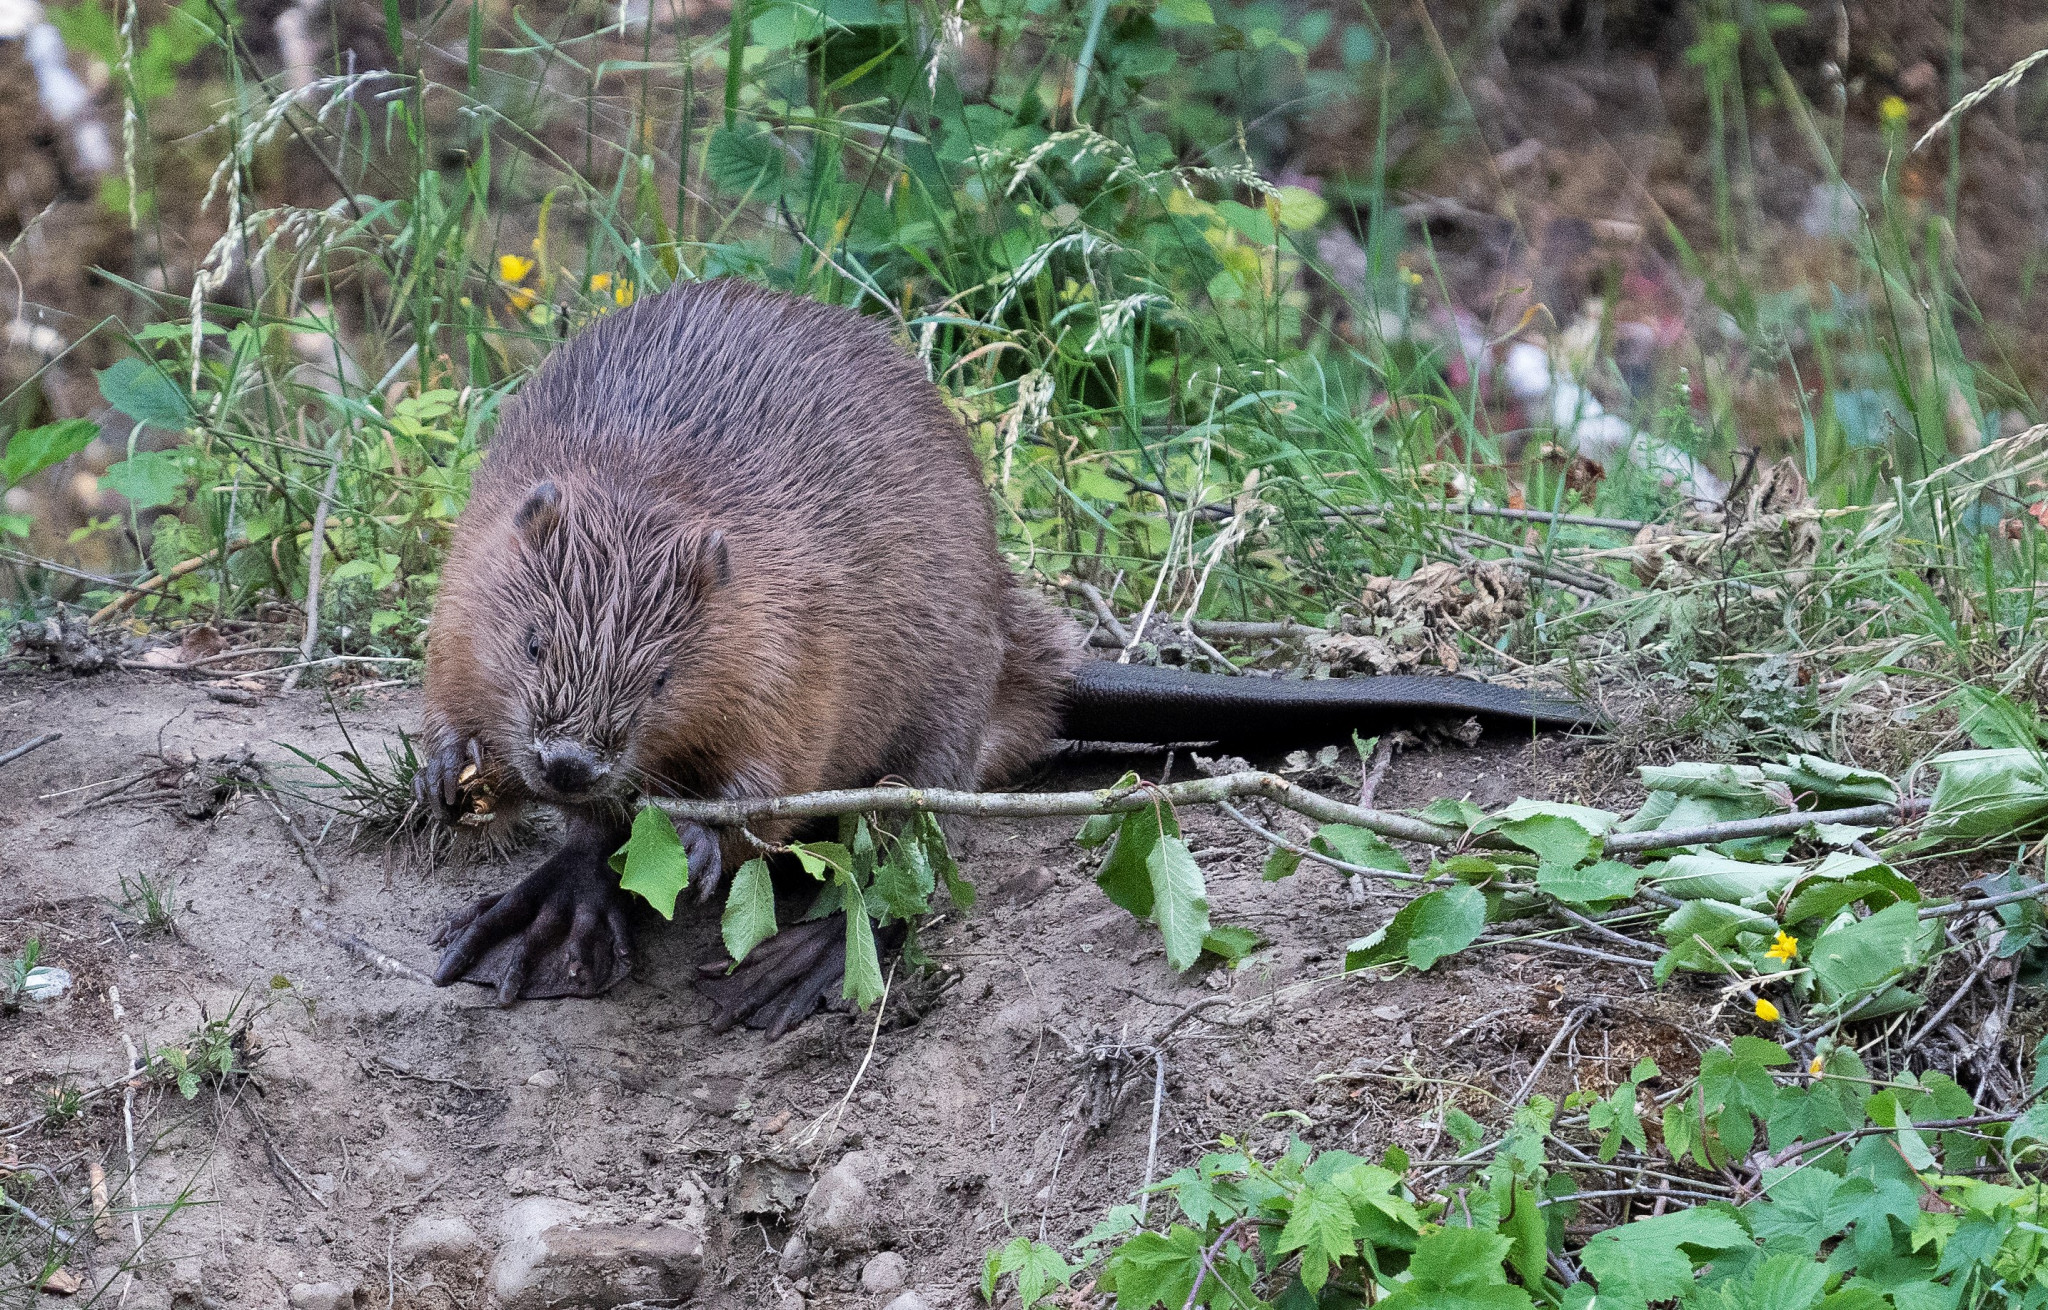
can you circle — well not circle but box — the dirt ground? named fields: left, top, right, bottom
left=0, top=668, right=1722, bottom=1309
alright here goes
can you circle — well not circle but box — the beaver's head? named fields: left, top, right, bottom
left=485, top=479, right=731, bottom=806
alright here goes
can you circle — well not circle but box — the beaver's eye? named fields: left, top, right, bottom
left=526, top=626, right=543, bottom=662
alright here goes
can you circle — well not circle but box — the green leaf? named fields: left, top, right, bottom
left=1481, top=800, right=1618, bottom=868
left=1760, top=754, right=1900, bottom=805
left=1923, top=748, right=2048, bottom=840
left=1261, top=846, right=1303, bottom=880
left=100, top=449, right=188, bottom=509
left=1147, top=835, right=1210, bottom=971
left=1156, top=0, right=1213, bottom=24
left=1653, top=852, right=1801, bottom=903
left=1809, top=901, right=1929, bottom=1003
left=616, top=806, right=691, bottom=918
left=97, top=358, right=192, bottom=429
left=1276, top=1180, right=1355, bottom=1293
left=1098, top=1225, right=1210, bottom=1308
left=1097, top=804, right=1178, bottom=918
left=1578, top=1209, right=1751, bottom=1306
left=704, top=121, right=786, bottom=201
left=1416, top=797, right=1487, bottom=829
left=1076, top=812, right=1120, bottom=848
left=720, top=857, right=777, bottom=964
left=983, top=1236, right=1073, bottom=1308
left=1538, top=859, right=1639, bottom=905
left=915, top=813, right=973, bottom=910
left=1942, top=686, right=2048, bottom=751
left=841, top=875, right=885, bottom=1008
left=870, top=828, right=934, bottom=922
left=0, top=419, right=96, bottom=489
left=1376, top=1227, right=1531, bottom=1310
left=1348, top=884, right=1485, bottom=971
left=1200, top=924, right=1261, bottom=963
left=1312, top=823, right=1412, bottom=876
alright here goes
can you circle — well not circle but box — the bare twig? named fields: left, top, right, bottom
left=0, top=1191, right=77, bottom=1246
left=257, top=770, right=332, bottom=899
left=0, top=731, right=60, bottom=769
left=283, top=447, right=346, bottom=694
left=305, top=915, right=434, bottom=986
left=1062, top=578, right=1132, bottom=646
left=90, top=537, right=251, bottom=623
left=796, top=959, right=896, bottom=1149
left=1137, top=1049, right=1167, bottom=1222
left=107, top=987, right=146, bottom=1303
left=241, top=1101, right=329, bottom=1209
left=1508, top=1005, right=1600, bottom=1110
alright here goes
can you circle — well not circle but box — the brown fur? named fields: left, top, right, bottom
left=423, top=280, right=1083, bottom=870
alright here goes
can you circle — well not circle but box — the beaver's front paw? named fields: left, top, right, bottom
left=430, top=845, right=631, bottom=1003
left=417, top=735, right=487, bottom=827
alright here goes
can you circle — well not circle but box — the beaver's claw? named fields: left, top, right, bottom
left=430, top=842, right=631, bottom=1003
left=417, top=736, right=485, bottom=827
left=697, top=915, right=848, bottom=1038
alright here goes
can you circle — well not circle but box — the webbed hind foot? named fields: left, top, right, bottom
left=697, top=916, right=851, bottom=1039
left=431, top=838, right=631, bottom=1003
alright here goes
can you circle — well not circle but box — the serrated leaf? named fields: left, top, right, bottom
left=1, top=419, right=96, bottom=489
left=1809, top=900, right=1929, bottom=1003
left=1261, top=846, right=1303, bottom=880
left=1349, top=884, right=1485, bottom=971
left=1146, top=835, right=1210, bottom=971
left=841, top=874, right=884, bottom=1008
left=97, top=358, right=192, bottom=429
left=100, top=449, right=187, bottom=509
left=870, top=829, right=933, bottom=922
left=1276, top=1181, right=1354, bottom=1293
left=1201, top=924, right=1261, bottom=963
left=1577, top=1209, right=1751, bottom=1305
left=616, top=805, right=691, bottom=918
left=704, top=121, right=786, bottom=201
left=720, top=857, right=777, bottom=964
left=917, top=813, right=974, bottom=909
left=1312, top=823, right=1412, bottom=876
left=1097, top=805, right=1177, bottom=918
left=1538, top=859, right=1639, bottom=905
left=1415, top=797, right=1488, bottom=829
left=1075, top=811, right=1120, bottom=848
left=1482, top=800, right=1617, bottom=868
left=1923, top=748, right=2048, bottom=840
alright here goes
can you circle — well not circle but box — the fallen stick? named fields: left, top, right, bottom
left=305, top=915, right=434, bottom=986
left=90, top=538, right=251, bottom=624
left=0, top=731, right=60, bottom=769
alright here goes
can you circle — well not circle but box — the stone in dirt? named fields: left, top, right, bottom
left=489, top=1206, right=705, bottom=1310
left=396, top=1213, right=482, bottom=1268
left=800, top=1150, right=891, bottom=1252
left=731, top=1157, right=811, bottom=1219
left=286, top=1283, right=352, bottom=1310
left=777, top=1233, right=812, bottom=1276
left=883, top=1293, right=934, bottom=1310
left=860, top=1250, right=908, bottom=1294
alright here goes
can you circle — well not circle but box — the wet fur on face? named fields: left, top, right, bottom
left=483, top=478, right=729, bottom=802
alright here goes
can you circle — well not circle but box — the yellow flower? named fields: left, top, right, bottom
left=588, top=272, right=613, bottom=293
left=506, top=286, right=538, bottom=313
left=1810, top=1056, right=1826, bottom=1076
left=613, top=281, right=635, bottom=307
left=498, top=254, right=535, bottom=283
left=1880, top=95, right=1909, bottom=126
left=1403, top=268, right=1423, bottom=287
left=1766, top=931, right=1798, bottom=962
left=1754, top=998, right=1780, bottom=1023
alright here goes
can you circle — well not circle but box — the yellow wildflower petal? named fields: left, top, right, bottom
left=1810, top=1056, right=1826, bottom=1076
left=588, top=272, right=612, bottom=292
left=498, top=254, right=535, bottom=283
left=1754, top=998, right=1780, bottom=1023
left=614, top=282, right=635, bottom=307
left=506, top=286, right=538, bottom=312
left=1880, top=95, right=1908, bottom=125
left=1766, top=931, right=1799, bottom=962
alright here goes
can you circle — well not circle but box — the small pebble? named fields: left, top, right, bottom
left=883, top=1293, right=933, bottom=1310
left=287, top=1282, right=351, bottom=1310
left=860, top=1251, right=908, bottom=1295
left=777, top=1235, right=811, bottom=1276
left=526, top=1069, right=561, bottom=1090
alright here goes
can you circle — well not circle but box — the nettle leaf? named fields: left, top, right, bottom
left=720, top=857, right=777, bottom=964
left=981, top=1236, right=1073, bottom=1309
left=616, top=805, right=691, bottom=918
left=1375, top=1226, right=1530, bottom=1310
left=1538, top=859, right=1639, bottom=906
left=97, top=358, right=193, bottom=429
left=914, top=813, right=973, bottom=909
left=1482, top=800, right=1617, bottom=868
left=1147, top=835, right=1210, bottom=971
left=1098, top=1225, right=1210, bottom=1307
left=1444, top=1107, right=1485, bottom=1154
left=704, top=121, right=786, bottom=201
left=1347, top=884, right=1485, bottom=972
left=870, top=828, right=934, bottom=922
left=1277, top=1180, right=1356, bottom=1294
left=100, top=449, right=188, bottom=509
left=840, top=872, right=885, bottom=1008
left=1577, top=1208, right=1751, bottom=1306
left=1, top=419, right=96, bottom=489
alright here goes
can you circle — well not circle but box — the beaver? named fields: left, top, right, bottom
left=417, top=280, right=1585, bottom=1035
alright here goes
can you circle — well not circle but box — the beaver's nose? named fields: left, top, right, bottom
left=536, top=743, right=605, bottom=795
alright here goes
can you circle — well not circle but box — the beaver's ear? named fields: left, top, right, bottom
left=685, top=529, right=732, bottom=590
left=514, top=482, right=561, bottom=544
